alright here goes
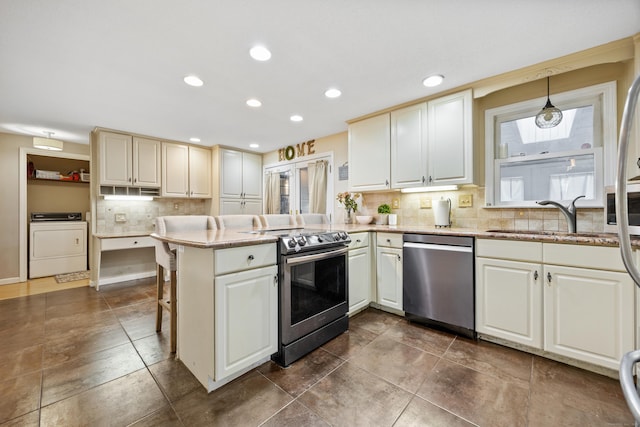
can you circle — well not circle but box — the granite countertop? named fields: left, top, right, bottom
left=150, top=222, right=637, bottom=249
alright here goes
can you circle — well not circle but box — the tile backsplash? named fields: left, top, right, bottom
left=357, top=187, right=604, bottom=233
left=95, top=198, right=207, bottom=235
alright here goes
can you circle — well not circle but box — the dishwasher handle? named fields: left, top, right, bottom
left=403, top=242, right=472, bottom=253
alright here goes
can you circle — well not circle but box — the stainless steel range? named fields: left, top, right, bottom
left=270, top=228, right=351, bottom=367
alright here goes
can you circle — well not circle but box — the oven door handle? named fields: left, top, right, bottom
left=285, top=247, right=349, bottom=265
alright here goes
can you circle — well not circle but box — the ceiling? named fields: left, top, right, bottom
left=1, top=1, right=639, bottom=153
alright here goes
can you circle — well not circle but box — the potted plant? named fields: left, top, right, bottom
left=376, top=203, right=391, bottom=225
left=337, top=192, right=360, bottom=224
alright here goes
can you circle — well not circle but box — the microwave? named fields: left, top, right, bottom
left=604, top=184, right=640, bottom=234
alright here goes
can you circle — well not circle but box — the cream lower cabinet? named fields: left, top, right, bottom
left=475, top=256, right=543, bottom=348
left=348, top=232, right=371, bottom=315
left=476, top=239, right=635, bottom=371
left=376, top=232, right=403, bottom=311
left=177, top=243, right=277, bottom=392
left=214, top=265, right=278, bottom=380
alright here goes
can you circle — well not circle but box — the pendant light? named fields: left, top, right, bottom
left=535, top=76, right=563, bottom=128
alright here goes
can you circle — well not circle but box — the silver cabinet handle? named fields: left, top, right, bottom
left=385, top=179, right=389, bottom=187
left=134, top=178, right=137, bottom=183
left=533, top=270, right=538, bottom=281
left=273, top=275, right=278, bottom=286
left=248, top=255, right=254, bottom=262
left=397, top=254, right=401, bottom=261
left=429, top=176, right=433, bottom=183
left=422, top=176, right=426, bottom=184
left=356, top=239, right=361, bottom=243
left=128, top=177, right=132, bottom=182
left=546, top=272, right=552, bottom=285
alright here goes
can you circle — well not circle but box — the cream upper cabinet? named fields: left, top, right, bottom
left=427, top=89, right=473, bottom=185
left=188, top=145, right=212, bottom=198
left=161, top=143, right=211, bottom=198
left=349, top=89, right=473, bottom=191
left=99, top=132, right=161, bottom=187
left=348, top=114, right=391, bottom=191
left=391, top=103, right=428, bottom=188
left=220, top=149, right=262, bottom=199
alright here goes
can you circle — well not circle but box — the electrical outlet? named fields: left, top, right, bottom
left=173, top=203, right=180, bottom=210
left=114, top=213, right=127, bottom=223
left=392, top=198, right=399, bottom=209
left=420, top=198, right=432, bottom=209
left=458, top=194, right=473, bottom=208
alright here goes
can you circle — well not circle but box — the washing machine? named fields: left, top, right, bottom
left=29, top=212, right=87, bottom=278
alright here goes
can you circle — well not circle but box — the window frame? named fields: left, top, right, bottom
left=484, top=81, right=617, bottom=208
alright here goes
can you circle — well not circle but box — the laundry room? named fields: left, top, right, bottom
left=27, top=152, right=90, bottom=279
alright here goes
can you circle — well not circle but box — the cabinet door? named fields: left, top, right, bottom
left=161, top=143, right=189, bottom=197
left=476, top=257, right=543, bottom=348
left=348, top=114, right=391, bottom=191
left=376, top=247, right=403, bottom=311
left=220, top=199, right=244, bottom=215
left=242, top=152, right=263, bottom=199
left=188, top=146, right=212, bottom=198
left=99, top=132, right=132, bottom=185
left=214, top=265, right=278, bottom=380
left=349, top=247, right=371, bottom=315
left=544, top=265, right=635, bottom=370
left=391, top=103, right=427, bottom=188
left=243, top=199, right=263, bottom=215
left=132, top=137, right=161, bottom=187
left=427, top=89, right=473, bottom=185
left=220, top=149, right=243, bottom=198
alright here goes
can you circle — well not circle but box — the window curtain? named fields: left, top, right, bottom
left=308, top=160, right=327, bottom=214
left=500, top=176, right=524, bottom=202
left=264, top=172, right=281, bottom=214
left=549, top=172, right=594, bottom=201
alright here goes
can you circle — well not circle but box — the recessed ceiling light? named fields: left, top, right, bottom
left=249, top=143, right=260, bottom=149
left=290, top=115, right=303, bottom=122
left=190, top=137, right=201, bottom=143
left=184, top=75, right=204, bottom=87
left=249, top=46, right=271, bottom=61
left=422, top=74, right=444, bottom=87
left=246, top=98, right=262, bottom=107
left=324, top=88, right=342, bottom=98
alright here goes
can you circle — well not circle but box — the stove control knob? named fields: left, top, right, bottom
left=297, top=237, right=306, bottom=246
left=287, top=238, right=297, bottom=248
left=333, top=233, right=340, bottom=240
left=341, top=232, right=349, bottom=240
left=317, top=236, right=324, bottom=242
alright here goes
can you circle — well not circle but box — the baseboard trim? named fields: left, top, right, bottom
left=95, top=271, right=156, bottom=290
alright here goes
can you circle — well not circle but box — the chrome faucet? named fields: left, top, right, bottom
left=536, top=195, right=585, bottom=233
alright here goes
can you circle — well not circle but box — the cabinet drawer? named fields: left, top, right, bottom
left=543, top=243, right=625, bottom=272
left=215, top=243, right=277, bottom=275
left=101, top=236, right=154, bottom=251
left=377, top=232, right=403, bottom=249
left=348, top=232, right=369, bottom=249
left=476, top=239, right=542, bottom=262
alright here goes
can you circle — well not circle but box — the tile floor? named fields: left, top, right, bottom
left=0, top=277, right=634, bottom=426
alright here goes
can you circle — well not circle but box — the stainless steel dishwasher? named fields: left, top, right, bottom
left=403, top=234, right=475, bottom=338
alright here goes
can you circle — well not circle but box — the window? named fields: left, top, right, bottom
left=485, top=81, right=617, bottom=207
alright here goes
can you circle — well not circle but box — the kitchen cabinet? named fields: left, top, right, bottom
left=214, top=264, right=278, bottom=380
left=375, top=232, right=403, bottom=312
left=427, top=89, right=473, bottom=186
left=349, top=89, right=473, bottom=192
left=348, top=232, right=372, bottom=315
left=178, top=243, right=277, bottom=392
left=390, top=104, right=427, bottom=188
left=476, top=240, right=543, bottom=348
left=348, top=114, right=391, bottom=191
left=98, top=131, right=161, bottom=189
left=161, top=143, right=212, bottom=198
left=476, top=239, right=635, bottom=370
left=213, top=147, right=262, bottom=215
